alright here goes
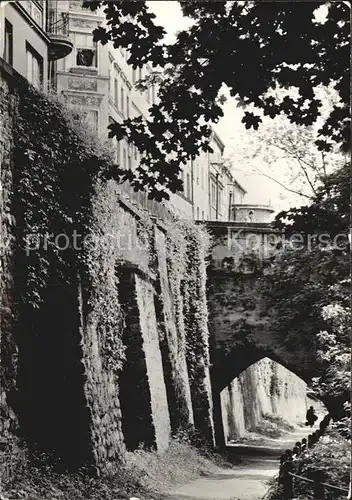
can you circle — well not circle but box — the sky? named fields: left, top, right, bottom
left=147, top=1, right=328, bottom=213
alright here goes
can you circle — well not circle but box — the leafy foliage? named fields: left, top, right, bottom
left=275, top=164, right=350, bottom=236
left=0, top=436, right=156, bottom=500
left=13, top=83, right=127, bottom=372
left=227, top=105, right=348, bottom=203
left=259, top=247, right=349, bottom=376
left=294, top=430, right=350, bottom=500
left=83, top=0, right=349, bottom=198
left=311, top=298, right=351, bottom=402
left=260, top=164, right=350, bottom=413
left=13, top=81, right=213, bottom=381
left=166, top=221, right=211, bottom=380
left=267, top=429, right=350, bottom=500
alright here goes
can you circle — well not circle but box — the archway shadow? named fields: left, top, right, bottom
left=210, top=345, right=326, bottom=449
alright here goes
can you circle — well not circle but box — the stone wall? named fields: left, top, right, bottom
left=117, top=269, right=171, bottom=453
left=0, top=60, right=213, bottom=469
left=154, top=226, right=194, bottom=432
left=78, top=278, right=125, bottom=472
left=0, top=65, right=19, bottom=442
left=220, top=358, right=308, bottom=442
left=1, top=58, right=312, bottom=473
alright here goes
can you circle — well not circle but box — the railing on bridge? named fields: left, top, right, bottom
left=275, top=414, right=349, bottom=499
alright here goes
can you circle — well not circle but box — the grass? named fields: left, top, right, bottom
left=0, top=433, right=235, bottom=500
left=249, top=414, right=295, bottom=439
left=231, top=414, right=296, bottom=444
left=125, top=439, right=227, bottom=495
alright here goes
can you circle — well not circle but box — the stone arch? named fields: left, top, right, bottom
left=206, top=221, right=348, bottom=444
left=210, top=344, right=314, bottom=448
left=212, top=344, right=310, bottom=394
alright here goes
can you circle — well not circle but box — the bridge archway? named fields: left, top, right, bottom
left=210, top=345, right=315, bottom=448
left=204, top=221, right=343, bottom=446
left=219, top=357, right=324, bottom=446
left=211, top=344, right=310, bottom=395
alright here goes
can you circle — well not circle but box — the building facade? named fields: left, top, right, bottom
left=1, top=0, right=249, bottom=223
left=0, top=0, right=73, bottom=89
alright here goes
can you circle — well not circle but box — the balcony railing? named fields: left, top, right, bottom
left=46, top=9, right=73, bottom=60
left=47, top=10, right=70, bottom=36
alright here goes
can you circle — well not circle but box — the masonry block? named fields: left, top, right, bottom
left=118, top=269, right=171, bottom=452
left=154, top=227, right=194, bottom=432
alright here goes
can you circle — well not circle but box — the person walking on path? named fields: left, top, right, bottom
left=306, top=406, right=318, bottom=427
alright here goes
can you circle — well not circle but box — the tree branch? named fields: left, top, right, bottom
left=250, top=165, right=314, bottom=200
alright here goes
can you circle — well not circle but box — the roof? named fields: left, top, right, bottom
left=232, top=179, right=247, bottom=195
left=211, top=129, right=225, bottom=153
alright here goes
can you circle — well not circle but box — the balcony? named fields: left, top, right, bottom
left=46, top=10, right=73, bottom=60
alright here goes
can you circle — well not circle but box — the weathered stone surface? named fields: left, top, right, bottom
left=154, top=227, right=194, bottom=432
left=78, top=281, right=126, bottom=469
left=0, top=74, right=19, bottom=440
left=68, top=77, right=98, bottom=92
left=135, top=274, right=171, bottom=451
left=221, top=358, right=308, bottom=442
left=118, top=269, right=171, bottom=453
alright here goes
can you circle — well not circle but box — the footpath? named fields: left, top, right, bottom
left=162, top=423, right=318, bottom=500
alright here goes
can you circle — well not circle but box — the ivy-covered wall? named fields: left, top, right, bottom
left=154, top=226, right=194, bottom=432
left=0, top=70, right=19, bottom=442
left=0, top=65, right=214, bottom=470
left=165, top=222, right=215, bottom=444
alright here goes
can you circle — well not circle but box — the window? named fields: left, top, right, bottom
left=126, top=96, right=130, bottom=118
left=123, top=148, right=127, bottom=168
left=202, top=210, right=204, bottom=220
left=75, top=36, right=97, bottom=68
left=180, top=170, right=184, bottom=192
left=76, top=47, right=97, bottom=67
left=121, top=87, right=125, bottom=113
left=116, top=140, right=121, bottom=164
left=109, top=67, right=114, bottom=97
left=23, top=1, right=44, bottom=28
left=3, top=20, right=13, bottom=65
left=109, top=117, right=120, bottom=163
left=86, top=110, right=98, bottom=133
left=211, top=183, right=216, bottom=206
left=114, top=78, right=118, bottom=107
left=132, top=68, right=137, bottom=85
left=26, top=43, right=43, bottom=89
left=186, top=174, right=191, bottom=200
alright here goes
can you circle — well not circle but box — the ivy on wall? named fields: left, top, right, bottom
left=11, top=80, right=214, bottom=428
left=12, top=83, right=128, bottom=373
left=165, top=221, right=211, bottom=381
left=88, top=179, right=153, bottom=372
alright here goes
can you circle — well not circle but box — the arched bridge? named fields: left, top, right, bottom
left=204, top=221, right=326, bottom=446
